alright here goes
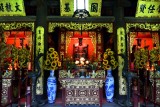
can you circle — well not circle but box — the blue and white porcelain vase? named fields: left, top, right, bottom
left=47, top=70, right=57, bottom=103
left=105, top=68, right=114, bottom=102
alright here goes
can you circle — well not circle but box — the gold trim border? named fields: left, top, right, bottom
left=48, top=22, right=113, bottom=33
left=0, top=22, right=34, bottom=31
left=126, top=23, right=160, bottom=33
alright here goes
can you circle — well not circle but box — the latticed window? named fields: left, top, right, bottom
left=74, top=0, right=89, bottom=11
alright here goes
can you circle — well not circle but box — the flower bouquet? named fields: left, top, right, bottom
left=44, top=48, right=61, bottom=70
left=149, top=47, right=160, bottom=71
left=150, top=47, right=159, bottom=64
left=12, top=47, right=30, bottom=68
left=89, top=61, right=98, bottom=70
left=0, top=42, right=12, bottom=70
left=134, top=48, right=148, bottom=69
left=102, top=48, right=118, bottom=70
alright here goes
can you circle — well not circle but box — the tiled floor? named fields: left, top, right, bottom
left=11, top=101, right=121, bottom=107
left=42, top=98, right=121, bottom=107
left=10, top=98, right=156, bottom=107
left=41, top=99, right=155, bottom=107
left=43, top=103, right=121, bottom=107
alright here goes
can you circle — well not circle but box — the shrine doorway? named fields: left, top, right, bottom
left=47, top=27, right=114, bottom=100
left=0, top=29, right=33, bottom=101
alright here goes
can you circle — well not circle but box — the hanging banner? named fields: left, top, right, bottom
left=0, top=0, right=26, bottom=16
left=36, top=26, right=44, bottom=95
left=88, top=0, right=102, bottom=16
left=136, top=0, right=160, bottom=17
left=117, top=27, right=127, bottom=95
left=60, top=0, right=74, bottom=16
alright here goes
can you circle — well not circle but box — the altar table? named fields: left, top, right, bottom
left=59, top=78, right=105, bottom=107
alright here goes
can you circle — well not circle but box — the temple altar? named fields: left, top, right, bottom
left=58, top=29, right=106, bottom=106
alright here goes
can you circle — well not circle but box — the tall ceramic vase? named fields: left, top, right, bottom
left=105, top=68, right=114, bottom=102
left=47, top=70, right=57, bottom=103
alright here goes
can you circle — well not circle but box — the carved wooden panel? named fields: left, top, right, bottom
left=65, top=87, right=99, bottom=105
left=59, top=78, right=104, bottom=106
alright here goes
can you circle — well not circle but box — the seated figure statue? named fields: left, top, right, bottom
left=73, top=44, right=88, bottom=61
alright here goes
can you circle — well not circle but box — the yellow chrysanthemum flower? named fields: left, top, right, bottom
left=49, top=48, right=55, bottom=52
left=45, top=59, right=51, bottom=65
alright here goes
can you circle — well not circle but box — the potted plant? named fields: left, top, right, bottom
left=89, top=61, right=98, bottom=78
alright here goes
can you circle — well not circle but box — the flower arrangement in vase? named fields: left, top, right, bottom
left=102, top=48, right=118, bottom=103
left=43, top=48, right=61, bottom=103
